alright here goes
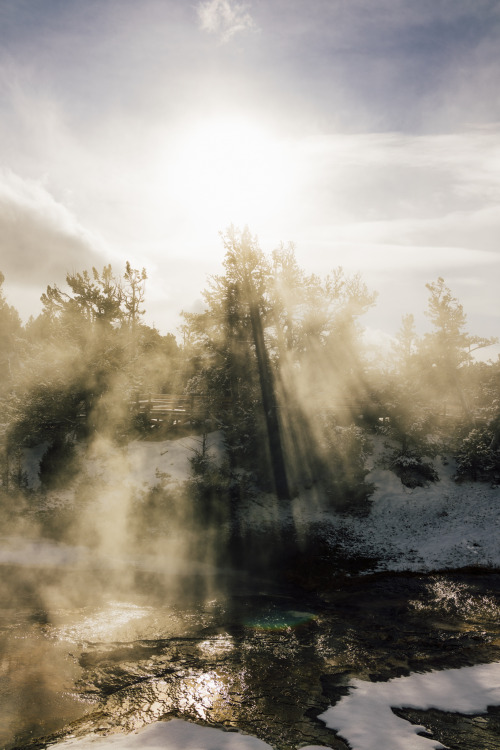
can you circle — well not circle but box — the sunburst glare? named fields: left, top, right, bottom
left=162, top=116, right=297, bottom=228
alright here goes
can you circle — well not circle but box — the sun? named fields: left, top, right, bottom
left=162, top=115, right=296, bottom=228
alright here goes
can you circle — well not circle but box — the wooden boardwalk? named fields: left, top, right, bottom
left=134, top=394, right=203, bottom=423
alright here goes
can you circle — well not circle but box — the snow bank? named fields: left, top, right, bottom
left=125, top=432, right=224, bottom=487
left=84, top=435, right=202, bottom=489
left=55, top=719, right=332, bottom=750
left=241, top=438, right=500, bottom=575
left=233, top=437, right=500, bottom=574
left=319, top=661, right=500, bottom=750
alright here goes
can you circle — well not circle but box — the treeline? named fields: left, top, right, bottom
left=1, top=227, right=499, bottom=503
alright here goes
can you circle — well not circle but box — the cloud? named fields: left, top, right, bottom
left=197, top=0, right=256, bottom=42
left=287, top=129, right=500, bottom=238
left=0, top=169, right=107, bottom=287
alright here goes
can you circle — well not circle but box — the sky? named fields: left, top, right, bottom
left=1, top=0, right=500, bottom=351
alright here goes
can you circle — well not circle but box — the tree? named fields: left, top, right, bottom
left=0, top=273, right=26, bottom=493
left=122, top=262, right=147, bottom=331
left=422, top=278, right=498, bottom=417
left=0, top=272, right=23, bottom=384
left=450, top=357, right=500, bottom=482
left=5, top=262, right=176, bottom=490
left=184, top=227, right=291, bottom=500
left=392, top=314, right=418, bottom=374
left=41, top=265, right=123, bottom=330
left=237, top=233, right=291, bottom=501
left=183, top=228, right=378, bottom=509
left=377, top=376, right=440, bottom=487
left=377, top=279, right=500, bottom=485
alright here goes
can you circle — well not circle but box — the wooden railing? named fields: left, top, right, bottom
left=133, top=393, right=203, bottom=420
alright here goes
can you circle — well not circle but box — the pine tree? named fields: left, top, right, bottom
left=423, top=277, right=498, bottom=417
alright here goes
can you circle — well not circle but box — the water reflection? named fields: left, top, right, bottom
left=179, top=670, right=230, bottom=720
left=409, top=576, right=500, bottom=622
left=198, top=635, right=235, bottom=656
left=97, top=668, right=238, bottom=732
left=4, top=573, right=500, bottom=750
left=0, top=622, right=93, bottom=749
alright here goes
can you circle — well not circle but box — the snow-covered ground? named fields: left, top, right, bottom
left=330, top=455, right=500, bottom=572
left=14, top=433, right=500, bottom=574
left=238, top=440, right=500, bottom=574
left=4, top=433, right=500, bottom=750
left=56, top=720, right=327, bottom=750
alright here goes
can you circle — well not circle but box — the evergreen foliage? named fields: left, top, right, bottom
left=0, top=246, right=498, bottom=506
left=181, top=227, right=378, bottom=506
left=454, top=427, right=500, bottom=483
left=321, top=420, right=374, bottom=512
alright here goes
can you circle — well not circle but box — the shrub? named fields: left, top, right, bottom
left=386, top=448, right=439, bottom=488
left=454, top=428, right=500, bottom=482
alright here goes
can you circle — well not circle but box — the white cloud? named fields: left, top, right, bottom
left=197, top=0, right=256, bottom=42
left=0, top=169, right=107, bottom=286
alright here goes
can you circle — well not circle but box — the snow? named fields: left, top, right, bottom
left=83, top=434, right=218, bottom=489
left=238, top=443, right=500, bottom=573
left=55, top=719, right=331, bottom=750
left=336, top=453, right=500, bottom=572
left=319, top=662, right=500, bottom=750
left=124, top=436, right=214, bottom=487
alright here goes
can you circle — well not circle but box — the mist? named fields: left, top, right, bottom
left=1, top=231, right=500, bottom=748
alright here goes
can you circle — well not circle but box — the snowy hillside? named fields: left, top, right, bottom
left=10, top=431, right=500, bottom=575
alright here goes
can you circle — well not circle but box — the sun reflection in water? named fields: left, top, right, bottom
left=197, top=635, right=235, bottom=656
left=49, top=602, right=153, bottom=642
left=111, top=671, right=232, bottom=730
left=409, top=577, right=500, bottom=622
left=180, top=671, right=228, bottom=720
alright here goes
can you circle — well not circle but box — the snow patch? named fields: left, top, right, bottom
left=319, top=661, right=500, bottom=750
left=55, top=718, right=333, bottom=749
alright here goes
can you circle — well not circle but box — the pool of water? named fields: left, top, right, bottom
left=3, top=565, right=500, bottom=750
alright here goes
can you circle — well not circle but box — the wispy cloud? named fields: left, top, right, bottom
left=197, top=0, right=256, bottom=42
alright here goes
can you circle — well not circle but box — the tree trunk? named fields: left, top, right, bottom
left=248, top=298, right=291, bottom=501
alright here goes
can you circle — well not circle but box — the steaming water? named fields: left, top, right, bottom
left=3, top=559, right=500, bottom=750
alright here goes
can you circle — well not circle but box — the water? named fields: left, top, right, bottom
left=2, top=566, right=500, bottom=750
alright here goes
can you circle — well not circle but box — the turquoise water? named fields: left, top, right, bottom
left=243, top=606, right=316, bottom=630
